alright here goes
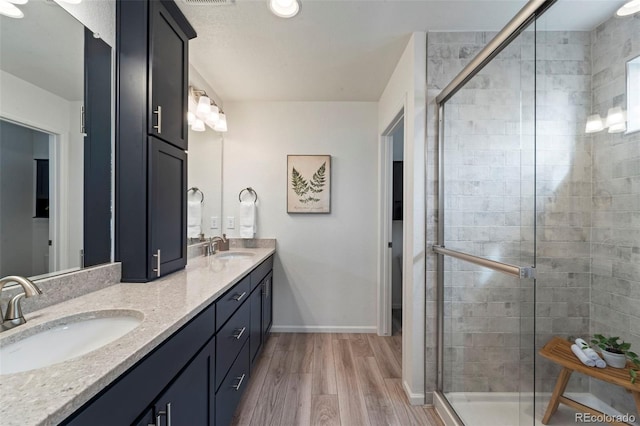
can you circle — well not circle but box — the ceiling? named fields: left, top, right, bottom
left=0, top=0, right=84, bottom=101
left=179, top=0, right=624, bottom=102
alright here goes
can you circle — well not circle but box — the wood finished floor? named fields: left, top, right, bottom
left=231, top=333, right=444, bottom=426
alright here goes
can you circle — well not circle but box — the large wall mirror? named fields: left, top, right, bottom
left=0, top=0, right=113, bottom=279
left=187, top=66, right=223, bottom=246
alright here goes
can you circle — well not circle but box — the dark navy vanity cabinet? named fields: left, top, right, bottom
left=62, top=255, right=274, bottom=426
left=116, top=0, right=196, bottom=282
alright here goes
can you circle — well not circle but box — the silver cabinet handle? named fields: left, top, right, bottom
left=154, top=105, right=162, bottom=134
left=155, top=402, right=171, bottom=426
left=81, top=105, right=86, bottom=135
left=262, top=280, right=270, bottom=297
left=153, top=249, right=161, bottom=277
left=232, top=326, right=246, bottom=340
left=233, top=374, right=246, bottom=391
left=232, top=292, right=246, bottom=302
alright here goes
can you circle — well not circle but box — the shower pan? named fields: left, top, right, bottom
left=431, top=0, right=640, bottom=425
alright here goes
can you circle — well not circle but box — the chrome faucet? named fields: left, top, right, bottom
left=211, top=234, right=229, bottom=252
left=0, top=276, right=43, bottom=331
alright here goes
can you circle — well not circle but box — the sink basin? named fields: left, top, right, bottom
left=0, top=310, right=143, bottom=375
left=215, top=251, right=255, bottom=260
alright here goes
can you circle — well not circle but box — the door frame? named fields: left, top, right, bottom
left=378, top=107, right=405, bottom=336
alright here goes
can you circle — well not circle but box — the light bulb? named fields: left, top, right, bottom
left=617, top=0, right=640, bottom=16
left=269, top=0, right=299, bottom=18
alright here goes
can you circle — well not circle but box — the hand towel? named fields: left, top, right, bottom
left=187, top=200, right=202, bottom=238
left=239, top=201, right=256, bottom=239
left=575, top=338, right=607, bottom=368
left=571, top=344, right=596, bottom=367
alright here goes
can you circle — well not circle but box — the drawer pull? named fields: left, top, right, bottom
left=233, top=374, right=246, bottom=391
left=155, top=402, right=171, bottom=426
left=232, top=326, right=246, bottom=340
left=232, top=292, right=247, bottom=302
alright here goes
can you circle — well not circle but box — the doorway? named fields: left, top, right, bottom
left=380, top=110, right=405, bottom=337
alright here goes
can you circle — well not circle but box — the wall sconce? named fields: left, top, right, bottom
left=188, top=86, right=227, bottom=133
left=585, top=107, right=626, bottom=134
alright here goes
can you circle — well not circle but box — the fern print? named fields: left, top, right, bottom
left=309, top=162, right=326, bottom=194
left=291, top=167, right=309, bottom=197
left=287, top=155, right=331, bottom=213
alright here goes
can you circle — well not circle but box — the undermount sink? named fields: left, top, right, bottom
left=215, top=251, right=255, bottom=260
left=0, top=310, right=143, bottom=375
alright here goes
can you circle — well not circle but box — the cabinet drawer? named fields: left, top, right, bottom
left=216, top=275, right=250, bottom=330
left=216, top=300, right=250, bottom=391
left=215, top=339, right=250, bottom=426
left=250, top=255, right=273, bottom=291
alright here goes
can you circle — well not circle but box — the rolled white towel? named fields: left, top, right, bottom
left=575, top=338, right=607, bottom=367
left=571, top=344, right=596, bottom=367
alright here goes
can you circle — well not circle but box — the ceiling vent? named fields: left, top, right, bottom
left=181, top=0, right=235, bottom=5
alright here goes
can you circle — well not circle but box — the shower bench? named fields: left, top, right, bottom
left=540, top=336, right=640, bottom=426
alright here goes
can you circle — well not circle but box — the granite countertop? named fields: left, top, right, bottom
left=0, top=247, right=275, bottom=426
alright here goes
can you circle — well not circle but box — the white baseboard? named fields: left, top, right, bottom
left=270, top=325, right=377, bottom=333
left=403, top=380, right=426, bottom=405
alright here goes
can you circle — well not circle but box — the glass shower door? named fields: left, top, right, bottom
left=438, top=25, right=537, bottom=426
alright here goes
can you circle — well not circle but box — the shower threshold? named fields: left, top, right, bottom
left=437, top=392, right=638, bottom=426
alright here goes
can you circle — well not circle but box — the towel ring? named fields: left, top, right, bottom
left=188, top=187, right=204, bottom=203
left=239, top=187, right=258, bottom=203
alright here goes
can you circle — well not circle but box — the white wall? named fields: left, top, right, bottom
left=222, top=101, right=379, bottom=332
left=378, top=32, right=427, bottom=404
left=0, top=70, right=84, bottom=273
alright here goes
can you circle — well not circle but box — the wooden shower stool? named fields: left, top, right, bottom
left=540, top=337, right=640, bottom=426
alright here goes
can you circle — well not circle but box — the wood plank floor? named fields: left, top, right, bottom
left=231, top=333, right=444, bottom=426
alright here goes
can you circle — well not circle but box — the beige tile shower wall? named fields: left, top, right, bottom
left=589, top=13, right=640, bottom=417
left=428, top=30, right=593, bottom=394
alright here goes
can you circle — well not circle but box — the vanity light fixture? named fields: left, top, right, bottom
left=0, top=0, right=26, bottom=19
left=585, top=107, right=627, bottom=134
left=616, top=0, right=640, bottom=16
left=188, top=86, right=227, bottom=132
left=269, top=0, right=299, bottom=18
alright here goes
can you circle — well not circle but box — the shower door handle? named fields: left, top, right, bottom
left=432, top=245, right=536, bottom=279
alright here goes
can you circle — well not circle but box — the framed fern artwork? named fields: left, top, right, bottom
left=287, top=155, right=331, bottom=213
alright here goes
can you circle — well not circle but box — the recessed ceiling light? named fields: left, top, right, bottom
left=617, top=0, right=640, bottom=16
left=0, top=0, right=25, bottom=18
left=269, top=0, right=299, bottom=18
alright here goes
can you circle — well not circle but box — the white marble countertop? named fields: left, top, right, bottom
left=0, top=247, right=275, bottom=426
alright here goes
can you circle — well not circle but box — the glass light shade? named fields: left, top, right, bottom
left=617, top=0, right=640, bottom=16
left=605, top=107, right=626, bottom=127
left=0, top=0, right=24, bottom=18
left=269, top=0, right=299, bottom=18
left=214, top=113, right=227, bottom=132
left=584, top=114, right=604, bottom=133
left=187, top=111, right=195, bottom=125
left=608, top=122, right=627, bottom=133
left=208, top=104, right=220, bottom=123
left=6, top=0, right=28, bottom=5
left=192, top=119, right=205, bottom=132
left=196, top=96, right=211, bottom=116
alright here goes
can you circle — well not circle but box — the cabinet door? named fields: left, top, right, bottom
left=135, top=337, right=215, bottom=426
left=249, top=286, right=262, bottom=366
left=148, top=136, right=187, bottom=279
left=83, top=26, right=112, bottom=268
left=262, top=272, right=273, bottom=337
left=149, top=0, right=188, bottom=150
